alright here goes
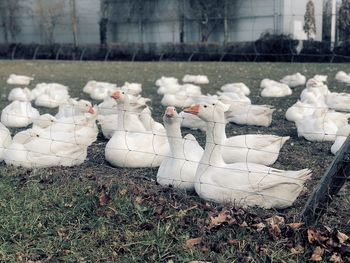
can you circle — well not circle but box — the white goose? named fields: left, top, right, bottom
left=225, top=102, right=275, bottom=127
left=33, top=83, right=70, bottom=108
left=98, top=91, right=148, bottom=139
left=187, top=102, right=288, bottom=166
left=157, top=107, right=204, bottom=190
left=7, top=74, right=33, bottom=86
left=156, top=77, right=180, bottom=95
left=55, top=98, right=92, bottom=119
left=295, top=109, right=342, bottom=142
left=31, top=83, right=69, bottom=100
left=260, top=79, right=292, bottom=97
left=335, top=71, right=350, bottom=85
left=0, top=123, right=12, bottom=161
left=220, top=83, right=250, bottom=96
left=4, top=111, right=98, bottom=168
left=331, top=125, right=350, bottom=155
left=83, top=81, right=117, bottom=101
left=8, top=87, right=33, bottom=102
left=280, top=73, right=306, bottom=87
left=182, top=74, right=209, bottom=85
left=326, top=92, right=350, bottom=112
left=105, top=90, right=169, bottom=168
left=121, top=82, right=142, bottom=96
left=184, top=103, right=311, bottom=209
left=1, top=101, right=40, bottom=128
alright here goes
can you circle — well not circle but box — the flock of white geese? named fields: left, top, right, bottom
left=1, top=70, right=350, bottom=209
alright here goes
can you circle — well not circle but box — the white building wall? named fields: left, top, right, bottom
left=0, top=0, right=323, bottom=45
left=283, top=0, right=323, bottom=41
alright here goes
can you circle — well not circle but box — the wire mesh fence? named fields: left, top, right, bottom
left=0, top=70, right=349, bottom=228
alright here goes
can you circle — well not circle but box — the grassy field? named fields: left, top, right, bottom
left=0, top=61, right=350, bottom=262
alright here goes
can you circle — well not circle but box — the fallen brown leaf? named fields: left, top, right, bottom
left=269, top=224, right=281, bottom=237
left=98, top=193, right=110, bottom=206
left=210, top=211, right=228, bottom=227
left=186, top=237, right=202, bottom=249
left=310, top=246, right=324, bottom=262
left=287, top=222, right=303, bottom=230
left=330, top=253, right=342, bottom=263
left=265, top=215, right=285, bottom=227
left=307, top=229, right=328, bottom=243
left=337, top=231, right=349, bottom=244
left=290, top=244, right=304, bottom=255
left=252, top=222, right=266, bottom=232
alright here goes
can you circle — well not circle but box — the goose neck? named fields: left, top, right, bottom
left=201, top=120, right=226, bottom=165
left=165, top=121, right=184, bottom=158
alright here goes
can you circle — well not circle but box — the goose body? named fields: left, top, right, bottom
left=331, top=125, right=350, bottom=155
left=326, top=92, right=350, bottom=112
left=295, top=109, right=342, bottom=141
left=55, top=98, right=92, bottom=119
left=105, top=90, right=169, bottom=167
left=220, top=83, right=250, bottom=96
left=217, top=91, right=251, bottom=104
left=280, top=73, right=306, bottom=87
left=335, top=71, right=350, bottom=84
left=156, top=77, right=180, bottom=95
left=157, top=107, right=204, bottom=190
left=225, top=102, right=275, bottom=127
left=179, top=111, right=207, bottom=131
left=31, top=83, right=68, bottom=100
left=8, top=87, right=33, bottom=102
left=32, top=83, right=70, bottom=108
left=184, top=103, right=311, bottom=209
left=0, top=123, right=12, bottom=161
left=182, top=74, right=209, bottom=84
left=4, top=111, right=98, bottom=168
left=7, top=74, right=33, bottom=86
left=1, top=101, right=40, bottom=128
left=192, top=102, right=287, bottom=165
left=285, top=99, right=328, bottom=122
left=260, top=79, right=292, bottom=97
left=83, top=81, right=117, bottom=101
left=121, top=82, right=142, bottom=96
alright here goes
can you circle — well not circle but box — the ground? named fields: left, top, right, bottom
left=0, top=61, right=350, bottom=262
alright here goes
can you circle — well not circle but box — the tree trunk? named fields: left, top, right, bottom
left=70, top=0, right=78, bottom=47
left=99, top=0, right=109, bottom=46
left=179, top=0, right=185, bottom=43
left=223, top=0, right=228, bottom=45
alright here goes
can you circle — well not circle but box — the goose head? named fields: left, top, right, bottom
left=184, top=102, right=226, bottom=123
left=163, top=106, right=180, bottom=125
left=111, top=89, right=128, bottom=104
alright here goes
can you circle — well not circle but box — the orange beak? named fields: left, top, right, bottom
left=184, top=104, right=200, bottom=115
left=111, top=91, right=121, bottom=99
left=165, top=107, right=175, bottom=117
left=88, top=106, right=95, bottom=114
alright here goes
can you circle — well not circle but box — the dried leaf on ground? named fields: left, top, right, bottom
left=186, top=237, right=202, bottom=249
left=307, top=229, right=328, bottom=243
left=330, top=253, right=342, bottom=263
left=252, top=222, right=266, bottom=232
left=290, top=244, right=304, bottom=255
left=209, top=210, right=236, bottom=228
left=265, top=215, right=285, bottom=227
left=287, top=222, right=304, bottom=230
left=98, top=192, right=110, bottom=206
left=269, top=224, right=281, bottom=237
left=337, top=231, right=349, bottom=244
left=310, top=246, right=324, bottom=262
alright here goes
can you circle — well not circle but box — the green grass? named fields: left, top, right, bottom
left=0, top=61, right=350, bottom=262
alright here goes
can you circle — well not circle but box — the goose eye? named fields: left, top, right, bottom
left=212, top=103, right=215, bottom=106
left=204, top=105, right=207, bottom=108
left=122, top=92, right=125, bottom=94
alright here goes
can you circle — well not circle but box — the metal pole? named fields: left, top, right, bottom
left=330, top=0, right=336, bottom=50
